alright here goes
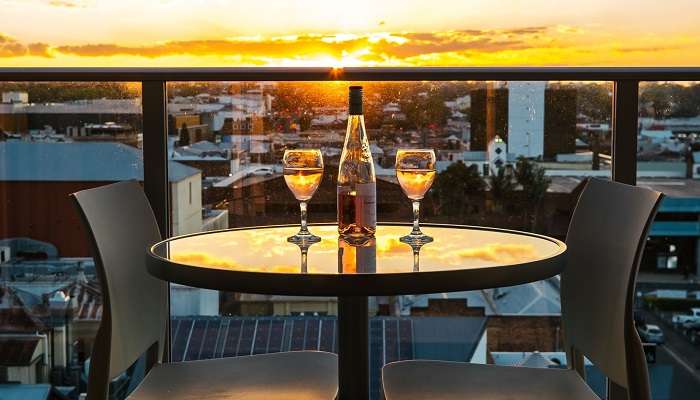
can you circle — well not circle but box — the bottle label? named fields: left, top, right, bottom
left=337, top=182, right=376, bottom=235
left=355, top=182, right=376, bottom=228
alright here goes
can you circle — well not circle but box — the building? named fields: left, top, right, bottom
left=221, top=115, right=264, bottom=136
left=2, top=99, right=142, bottom=135
left=0, top=141, right=202, bottom=256
left=0, top=104, right=28, bottom=135
left=469, top=87, right=508, bottom=152
left=470, top=84, right=577, bottom=159
left=2, top=92, right=29, bottom=104
left=507, top=82, right=546, bottom=158
left=171, top=141, right=239, bottom=178
left=168, top=113, right=212, bottom=144
left=65, top=122, right=140, bottom=147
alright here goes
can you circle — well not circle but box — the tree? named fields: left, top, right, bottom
left=576, top=83, right=612, bottom=122
left=179, top=123, right=190, bottom=146
left=434, top=162, right=485, bottom=218
left=514, top=157, right=551, bottom=230
left=488, top=167, right=515, bottom=212
left=640, top=84, right=675, bottom=120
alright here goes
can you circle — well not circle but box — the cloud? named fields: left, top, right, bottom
left=0, top=33, right=51, bottom=57
left=49, top=26, right=555, bottom=61
left=172, top=252, right=298, bottom=273
left=453, top=243, right=537, bottom=263
left=47, top=0, right=86, bottom=7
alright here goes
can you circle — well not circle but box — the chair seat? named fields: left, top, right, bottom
left=128, top=351, right=338, bottom=400
left=383, top=360, right=600, bottom=400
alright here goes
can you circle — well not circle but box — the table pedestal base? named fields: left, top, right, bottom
left=337, top=296, right=369, bottom=400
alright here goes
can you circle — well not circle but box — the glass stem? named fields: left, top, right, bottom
left=411, top=200, right=422, bottom=235
left=299, top=201, right=309, bottom=235
left=413, top=248, right=420, bottom=272
left=301, top=249, right=308, bottom=274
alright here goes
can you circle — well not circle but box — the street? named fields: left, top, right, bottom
left=639, top=309, right=700, bottom=399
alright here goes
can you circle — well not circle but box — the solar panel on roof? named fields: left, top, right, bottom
left=369, top=319, right=384, bottom=400
left=290, top=319, right=306, bottom=351
left=398, top=319, right=413, bottom=360
left=213, top=319, right=229, bottom=357
left=253, top=320, right=271, bottom=354
left=170, top=319, right=181, bottom=351
left=169, top=316, right=420, bottom=400
left=384, top=319, right=399, bottom=363
left=199, top=319, right=220, bottom=359
left=171, top=319, right=192, bottom=362
left=267, top=320, right=285, bottom=353
left=281, top=319, right=293, bottom=352
left=319, top=319, right=335, bottom=352
left=304, top=319, right=320, bottom=350
left=237, top=320, right=256, bottom=356
left=184, top=320, right=207, bottom=361
left=223, top=319, right=242, bottom=357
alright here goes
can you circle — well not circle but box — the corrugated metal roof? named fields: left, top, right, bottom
left=658, top=197, right=700, bottom=213
left=0, top=141, right=199, bottom=182
left=650, top=221, right=700, bottom=237
left=412, top=316, right=486, bottom=362
left=487, top=279, right=561, bottom=315
left=0, top=384, right=51, bottom=400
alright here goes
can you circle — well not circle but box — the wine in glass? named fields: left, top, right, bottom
left=395, top=149, right=436, bottom=245
left=283, top=149, right=324, bottom=243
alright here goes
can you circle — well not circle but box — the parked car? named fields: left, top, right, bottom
left=672, top=307, right=700, bottom=328
left=251, top=167, right=274, bottom=177
left=638, top=324, right=665, bottom=344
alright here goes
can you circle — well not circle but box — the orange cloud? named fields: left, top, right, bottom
left=172, top=252, right=299, bottom=273
left=0, top=34, right=50, bottom=57
left=50, top=27, right=548, bottom=61
left=454, top=243, right=537, bottom=263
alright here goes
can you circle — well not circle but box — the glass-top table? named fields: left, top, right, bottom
left=146, top=223, right=566, bottom=399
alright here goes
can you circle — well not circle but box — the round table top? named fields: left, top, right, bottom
left=146, top=223, right=566, bottom=296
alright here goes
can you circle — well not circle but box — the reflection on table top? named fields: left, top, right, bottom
left=151, top=224, right=565, bottom=276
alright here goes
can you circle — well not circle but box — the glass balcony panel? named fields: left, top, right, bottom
left=636, top=81, right=700, bottom=399
left=164, top=81, right=623, bottom=399
left=0, top=82, right=144, bottom=398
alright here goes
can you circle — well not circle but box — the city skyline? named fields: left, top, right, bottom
left=1, top=0, right=699, bottom=67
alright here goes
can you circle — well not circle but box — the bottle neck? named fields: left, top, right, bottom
left=344, top=114, right=367, bottom=145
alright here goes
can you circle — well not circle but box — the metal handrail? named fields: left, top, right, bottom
left=1, top=67, right=700, bottom=81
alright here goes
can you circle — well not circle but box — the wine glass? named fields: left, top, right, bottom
left=283, top=149, right=324, bottom=243
left=395, top=149, right=436, bottom=245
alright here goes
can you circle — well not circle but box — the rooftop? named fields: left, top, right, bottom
left=0, top=141, right=200, bottom=182
left=0, top=384, right=51, bottom=400
left=170, top=315, right=486, bottom=400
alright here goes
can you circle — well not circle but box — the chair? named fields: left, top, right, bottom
left=382, top=178, right=663, bottom=400
left=72, top=181, right=338, bottom=400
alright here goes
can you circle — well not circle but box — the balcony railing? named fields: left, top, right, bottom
left=3, top=67, right=700, bottom=367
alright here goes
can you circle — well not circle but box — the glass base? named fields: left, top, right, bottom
left=399, top=233, right=434, bottom=246
left=287, top=233, right=321, bottom=245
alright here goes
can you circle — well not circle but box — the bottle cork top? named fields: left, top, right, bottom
left=349, top=86, right=363, bottom=115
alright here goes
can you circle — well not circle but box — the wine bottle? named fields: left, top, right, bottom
left=337, top=86, right=376, bottom=238
left=338, top=236, right=377, bottom=273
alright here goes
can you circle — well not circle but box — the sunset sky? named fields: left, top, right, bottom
left=1, top=0, right=699, bottom=67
